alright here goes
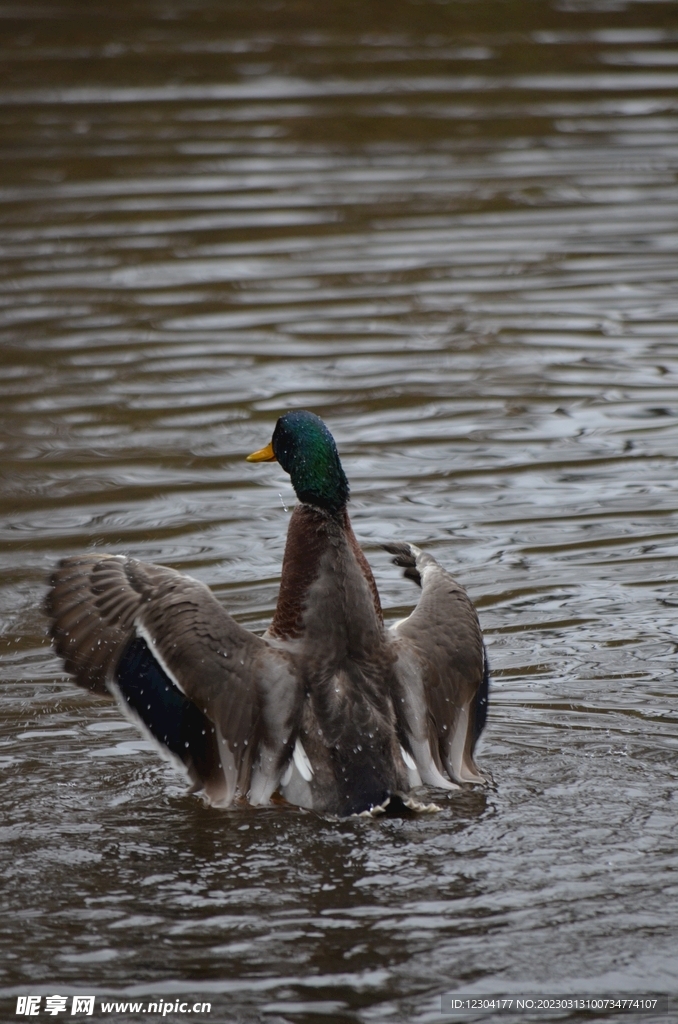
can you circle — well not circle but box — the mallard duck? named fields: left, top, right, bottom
left=46, top=410, right=488, bottom=816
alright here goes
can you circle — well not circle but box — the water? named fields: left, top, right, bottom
left=1, top=1, right=678, bottom=1021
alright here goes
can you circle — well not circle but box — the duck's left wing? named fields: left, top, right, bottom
left=384, top=543, right=488, bottom=787
left=46, top=554, right=302, bottom=806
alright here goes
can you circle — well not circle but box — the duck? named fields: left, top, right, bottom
left=46, top=410, right=489, bottom=817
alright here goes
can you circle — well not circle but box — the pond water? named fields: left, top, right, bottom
left=1, top=1, right=677, bottom=1022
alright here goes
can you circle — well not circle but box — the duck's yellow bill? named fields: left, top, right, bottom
left=246, top=441, right=276, bottom=463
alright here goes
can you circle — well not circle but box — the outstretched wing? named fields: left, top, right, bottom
left=46, top=554, right=302, bottom=806
left=384, top=543, right=488, bottom=786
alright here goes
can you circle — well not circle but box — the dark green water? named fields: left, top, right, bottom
left=1, top=2, right=677, bottom=1022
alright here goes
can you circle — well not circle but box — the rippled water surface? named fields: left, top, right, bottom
left=1, top=1, right=678, bottom=1021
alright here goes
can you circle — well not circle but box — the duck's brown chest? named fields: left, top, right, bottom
left=269, top=504, right=382, bottom=645
left=270, top=504, right=405, bottom=814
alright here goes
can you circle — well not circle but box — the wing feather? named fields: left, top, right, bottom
left=385, top=542, right=488, bottom=785
left=46, top=554, right=303, bottom=805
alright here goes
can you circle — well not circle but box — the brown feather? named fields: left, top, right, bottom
left=268, top=505, right=331, bottom=639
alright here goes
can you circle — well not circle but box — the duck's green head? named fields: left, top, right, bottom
left=247, top=410, right=350, bottom=514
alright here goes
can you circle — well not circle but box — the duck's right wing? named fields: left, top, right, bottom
left=46, top=554, right=303, bottom=806
left=384, top=543, right=488, bottom=787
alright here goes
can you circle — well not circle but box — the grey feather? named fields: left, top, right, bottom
left=47, top=554, right=302, bottom=805
left=385, top=542, right=487, bottom=785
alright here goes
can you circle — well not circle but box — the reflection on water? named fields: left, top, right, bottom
left=1, top=1, right=678, bottom=1021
